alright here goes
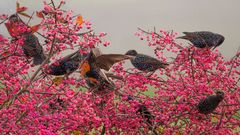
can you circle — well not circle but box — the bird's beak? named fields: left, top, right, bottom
left=212, top=46, right=218, bottom=50
left=126, top=55, right=135, bottom=60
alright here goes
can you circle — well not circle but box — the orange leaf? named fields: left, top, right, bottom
left=76, top=15, right=83, bottom=26
left=53, top=77, right=64, bottom=86
left=1, top=51, right=10, bottom=57
left=36, top=11, right=44, bottom=18
left=31, top=24, right=41, bottom=33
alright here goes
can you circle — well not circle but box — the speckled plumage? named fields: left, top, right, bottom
left=22, top=34, right=46, bottom=65
left=137, top=105, right=154, bottom=125
left=5, top=14, right=46, bottom=65
left=178, top=31, right=225, bottom=49
left=127, top=95, right=154, bottom=125
left=125, top=50, right=168, bottom=72
left=47, top=52, right=82, bottom=76
left=197, top=91, right=224, bottom=114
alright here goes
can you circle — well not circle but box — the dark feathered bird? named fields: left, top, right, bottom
left=125, top=50, right=169, bottom=72
left=22, top=33, right=46, bottom=65
left=197, top=91, right=224, bottom=114
left=5, top=14, right=27, bottom=38
left=137, top=104, right=154, bottom=125
left=126, top=95, right=154, bottom=125
left=80, top=49, right=114, bottom=91
left=5, top=14, right=46, bottom=65
left=49, top=98, right=66, bottom=111
left=46, top=51, right=82, bottom=76
left=80, top=48, right=131, bottom=91
left=177, top=31, right=225, bottom=50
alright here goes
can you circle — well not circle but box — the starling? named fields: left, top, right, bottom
left=46, top=51, right=83, bottom=76
left=177, top=31, right=225, bottom=49
left=5, top=14, right=46, bottom=65
left=126, top=95, right=154, bottom=125
left=80, top=50, right=115, bottom=91
left=5, top=14, right=27, bottom=38
left=137, top=104, right=154, bottom=125
left=197, top=91, right=224, bottom=114
left=49, top=98, right=66, bottom=111
left=125, top=50, right=169, bottom=72
left=80, top=48, right=131, bottom=90
left=22, top=33, right=46, bottom=65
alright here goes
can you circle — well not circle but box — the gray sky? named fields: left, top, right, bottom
left=0, top=0, right=240, bottom=59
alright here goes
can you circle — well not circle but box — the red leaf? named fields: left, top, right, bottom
left=36, top=11, right=44, bottom=19
left=16, top=2, right=27, bottom=13
left=31, top=24, right=41, bottom=33
left=5, top=22, right=18, bottom=37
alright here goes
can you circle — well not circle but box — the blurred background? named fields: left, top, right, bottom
left=0, top=0, right=239, bottom=59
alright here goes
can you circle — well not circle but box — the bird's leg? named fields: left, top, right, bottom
left=63, top=72, right=69, bottom=80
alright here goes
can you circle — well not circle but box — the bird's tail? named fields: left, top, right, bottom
left=161, top=62, right=169, bottom=68
left=176, top=35, right=188, bottom=40
left=33, top=53, right=46, bottom=65
left=176, top=32, right=191, bottom=40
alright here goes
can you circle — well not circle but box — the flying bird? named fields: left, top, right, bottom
left=46, top=51, right=83, bottom=76
left=177, top=31, right=225, bottom=50
left=197, top=91, right=224, bottom=114
left=5, top=14, right=46, bottom=65
left=125, top=50, right=169, bottom=72
left=80, top=48, right=131, bottom=91
left=80, top=50, right=114, bottom=91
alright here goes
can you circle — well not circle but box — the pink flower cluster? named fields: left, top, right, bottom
left=0, top=1, right=239, bottom=134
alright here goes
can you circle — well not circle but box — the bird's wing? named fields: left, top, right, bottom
left=61, top=50, right=80, bottom=61
left=22, top=34, right=43, bottom=55
left=99, top=68, right=111, bottom=82
left=92, top=48, right=103, bottom=58
left=95, top=54, right=133, bottom=71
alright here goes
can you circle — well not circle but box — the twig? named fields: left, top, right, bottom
left=15, top=110, right=28, bottom=124
left=27, top=12, right=35, bottom=25
left=0, top=17, right=8, bottom=25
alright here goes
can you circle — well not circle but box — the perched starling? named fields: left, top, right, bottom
left=126, top=95, right=154, bottom=125
left=80, top=48, right=131, bottom=91
left=5, top=14, right=46, bottom=65
left=125, top=50, right=169, bottom=72
left=49, top=98, right=66, bottom=111
left=22, top=33, right=46, bottom=65
left=5, top=14, right=27, bottom=38
left=46, top=51, right=83, bottom=76
left=177, top=31, right=225, bottom=49
left=137, top=104, right=154, bottom=125
left=197, top=91, right=224, bottom=114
